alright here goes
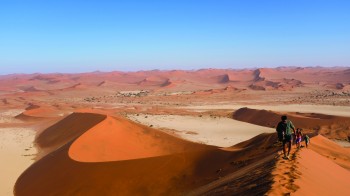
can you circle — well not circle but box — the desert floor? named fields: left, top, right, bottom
left=0, top=110, right=36, bottom=196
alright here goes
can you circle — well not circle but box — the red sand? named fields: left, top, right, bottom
left=15, top=112, right=281, bottom=195
left=295, top=148, right=350, bottom=195
left=309, top=135, right=350, bottom=170
left=3, top=67, right=349, bottom=195
left=69, top=116, right=212, bottom=162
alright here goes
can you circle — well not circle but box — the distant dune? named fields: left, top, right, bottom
left=1, top=67, right=349, bottom=92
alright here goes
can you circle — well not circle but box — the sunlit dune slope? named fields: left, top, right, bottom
left=294, top=148, right=350, bottom=195
left=308, top=135, right=350, bottom=170
left=69, top=116, right=214, bottom=162
left=15, top=112, right=281, bottom=195
left=15, top=105, right=64, bottom=121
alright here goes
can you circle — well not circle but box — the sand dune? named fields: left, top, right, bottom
left=2, top=67, right=350, bottom=93
left=15, top=112, right=281, bottom=195
left=294, top=148, right=350, bottom=195
left=12, top=110, right=350, bottom=195
left=268, top=136, right=350, bottom=195
left=2, top=67, right=350, bottom=195
left=308, top=135, right=350, bottom=170
left=233, top=107, right=350, bottom=140
left=69, top=116, right=212, bottom=162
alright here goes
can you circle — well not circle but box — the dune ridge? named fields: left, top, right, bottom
left=68, top=115, right=214, bottom=162
left=15, top=112, right=281, bottom=195
left=233, top=107, right=350, bottom=140
left=268, top=137, right=350, bottom=195
left=13, top=109, right=350, bottom=195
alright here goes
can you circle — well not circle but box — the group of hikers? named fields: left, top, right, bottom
left=276, top=115, right=310, bottom=160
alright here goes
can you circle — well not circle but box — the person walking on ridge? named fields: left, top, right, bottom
left=276, top=115, right=296, bottom=160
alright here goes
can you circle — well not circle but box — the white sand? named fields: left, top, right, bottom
left=181, top=104, right=350, bottom=117
left=127, top=114, right=275, bottom=147
left=331, top=140, right=350, bottom=148
left=0, top=109, right=36, bottom=196
left=0, top=109, right=23, bottom=124
left=0, top=127, right=36, bottom=196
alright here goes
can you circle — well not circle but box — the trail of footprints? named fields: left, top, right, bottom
left=274, top=149, right=302, bottom=195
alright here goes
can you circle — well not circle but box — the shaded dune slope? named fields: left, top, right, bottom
left=15, top=113, right=280, bottom=195
left=233, top=107, right=350, bottom=140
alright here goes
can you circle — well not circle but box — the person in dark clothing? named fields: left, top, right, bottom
left=276, top=115, right=296, bottom=159
left=276, top=119, right=286, bottom=142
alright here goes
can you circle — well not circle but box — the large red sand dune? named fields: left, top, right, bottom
left=69, top=116, right=214, bottom=162
left=14, top=110, right=350, bottom=195
left=15, top=112, right=281, bottom=195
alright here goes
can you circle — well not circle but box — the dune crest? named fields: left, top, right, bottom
left=69, top=116, right=212, bottom=162
left=233, top=107, right=350, bottom=140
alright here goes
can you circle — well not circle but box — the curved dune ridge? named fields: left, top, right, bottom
left=68, top=116, right=213, bottom=162
left=15, top=105, right=64, bottom=121
left=233, top=107, right=350, bottom=140
left=15, top=112, right=283, bottom=195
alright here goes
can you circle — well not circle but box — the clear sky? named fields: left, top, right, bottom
left=0, top=0, right=349, bottom=74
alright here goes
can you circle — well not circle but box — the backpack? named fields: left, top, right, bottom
left=276, top=121, right=286, bottom=141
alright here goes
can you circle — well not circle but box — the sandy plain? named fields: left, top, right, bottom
left=127, top=114, right=275, bottom=147
left=0, top=110, right=36, bottom=196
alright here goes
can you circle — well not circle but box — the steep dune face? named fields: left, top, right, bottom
left=138, top=76, right=169, bottom=86
left=250, top=69, right=305, bottom=90
left=233, top=107, right=350, bottom=140
left=15, top=112, right=281, bottom=195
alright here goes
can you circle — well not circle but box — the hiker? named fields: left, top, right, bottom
left=276, top=118, right=286, bottom=143
left=276, top=115, right=296, bottom=159
left=304, top=134, right=310, bottom=148
left=295, top=128, right=303, bottom=149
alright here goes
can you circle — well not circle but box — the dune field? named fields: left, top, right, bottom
left=0, top=67, right=350, bottom=195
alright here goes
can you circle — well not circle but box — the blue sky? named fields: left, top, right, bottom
left=0, top=0, right=349, bottom=74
